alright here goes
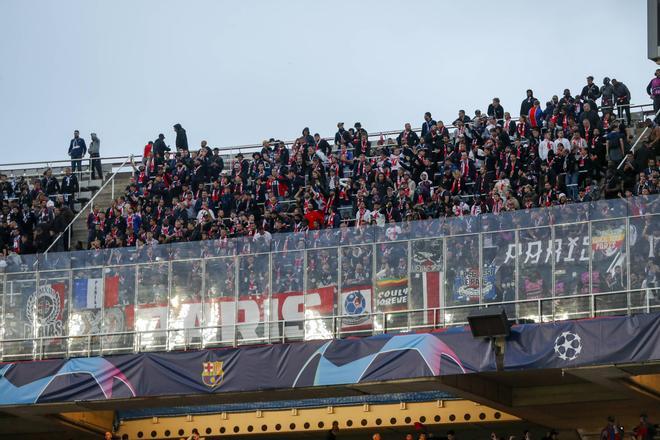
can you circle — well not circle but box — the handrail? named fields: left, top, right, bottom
left=42, top=155, right=132, bottom=256
left=0, top=155, right=137, bottom=170
left=616, top=106, right=660, bottom=170
left=0, top=103, right=654, bottom=171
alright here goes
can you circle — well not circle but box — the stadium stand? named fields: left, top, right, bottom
left=0, top=76, right=658, bottom=258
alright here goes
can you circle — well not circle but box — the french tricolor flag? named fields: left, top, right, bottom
left=73, top=278, right=103, bottom=309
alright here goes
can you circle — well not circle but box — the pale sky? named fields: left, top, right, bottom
left=0, top=0, right=656, bottom=163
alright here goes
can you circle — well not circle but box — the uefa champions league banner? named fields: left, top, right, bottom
left=0, top=328, right=494, bottom=406
left=504, top=312, right=660, bottom=369
left=1, top=313, right=659, bottom=405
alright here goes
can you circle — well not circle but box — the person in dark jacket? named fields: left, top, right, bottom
left=334, top=122, right=349, bottom=145
left=487, top=97, right=504, bottom=122
left=41, top=169, right=60, bottom=197
left=646, top=68, right=660, bottom=121
left=173, top=123, right=188, bottom=150
left=579, top=102, right=601, bottom=129
left=153, top=133, right=170, bottom=157
left=61, top=167, right=79, bottom=210
left=611, top=79, right=631, bottom=125
left=600, top=77, right=615, bottom=116
left=421, top=112, right=437, bottom=138
left=581, top=75, right=601, bottom=106
left=68, top=130, right=87, bottom=173
left=520, top=89, right=535, bottom=117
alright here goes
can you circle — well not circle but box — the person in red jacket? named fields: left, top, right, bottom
left=528, top=100, right=543, bottom=129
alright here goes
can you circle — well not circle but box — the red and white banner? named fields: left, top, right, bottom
left=134, top=287, right=337, bottom=342
left=411, top=272, right=442, bottom=325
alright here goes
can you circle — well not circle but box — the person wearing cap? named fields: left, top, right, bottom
left=153, top=133, right=170, bottom=157
left=334, top=122, right=347, bottom=145
left=581, top=75, right=601, bottom=104
left=89, top=132, right=103, bottom=180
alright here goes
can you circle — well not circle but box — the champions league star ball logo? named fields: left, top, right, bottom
left=553, top=331, right=582, bottom=361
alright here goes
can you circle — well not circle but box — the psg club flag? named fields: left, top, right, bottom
left=73, top=278, right=103, bottom=309
left=72, top=276, right=120, bottom=310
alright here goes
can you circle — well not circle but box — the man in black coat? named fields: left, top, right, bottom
left=153, top=133, right=170, bottom=157
left=520, top=89, right=535, bottom=116
left=173, top=123, right=188, bottom=151
left=611, top=79, right=631, bottom=125
left=487, top=97, right=504, bottom=122
left=600, top=77, right=615, bottom=115
left=421, top=112, right=437, bottom=138
left=581, top=76, right=601, bottom=106
left=579, top=102, right=601, bottom=129
left=397, top=123, right=420, bottom=147
left=60, top=167, right=79, bottom=210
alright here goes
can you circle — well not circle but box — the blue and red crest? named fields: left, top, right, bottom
left=201, top=361, right=224, bottom=388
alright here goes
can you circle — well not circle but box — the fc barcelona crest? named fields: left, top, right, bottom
left=202, top=361, right=224, bottom=388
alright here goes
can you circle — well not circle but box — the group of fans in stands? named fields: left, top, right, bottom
left=0, top=74, right=659, bottom=256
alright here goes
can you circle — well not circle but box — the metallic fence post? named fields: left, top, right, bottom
left=588, top=221, right=594, bottom=318
left=303, top=245, right=308, bottom=340
left=166, top=261, right=172, bottom=351
left=134, top=264, right=140, bottom=353
left=478, top=232, right=484, bottom=308
left=514, top=229, right=520, bottom=321
left=34, top=268, right=41, bottom=360
left=267, top=252, right=272, bottom=343
left=66, top=268, right=73, bottom=357
left=550, top=223, right=556, bottom=323
left=372, top=241, right=378, bottom=335
left=200, top=258, right=206, bottom=349
left=625, top=216, right=633, bottom=315
left=442, top=236, right=448, bottom=328
left=234, top=255, right=239, bottom=347
left=407, top=239, right=412, bottom=331
left=0, top=273, right=5, bottom=362
left=336, top=245, right=342, bottom=338
left=100, top=268, right=105, bottom=356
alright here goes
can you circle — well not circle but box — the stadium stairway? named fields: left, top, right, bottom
left=69, top=171, right=133, bottom=248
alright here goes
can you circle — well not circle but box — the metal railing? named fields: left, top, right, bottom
left=42, top=156, right=132, bottom=255
left=0, top=194, right=658, bottom=361
left=0, top=103, right=654, bottom=173
left=617, top=106, right=660, bottom=170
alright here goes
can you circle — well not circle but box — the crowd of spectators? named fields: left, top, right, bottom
left=1, top=75, right=659, bottom=257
